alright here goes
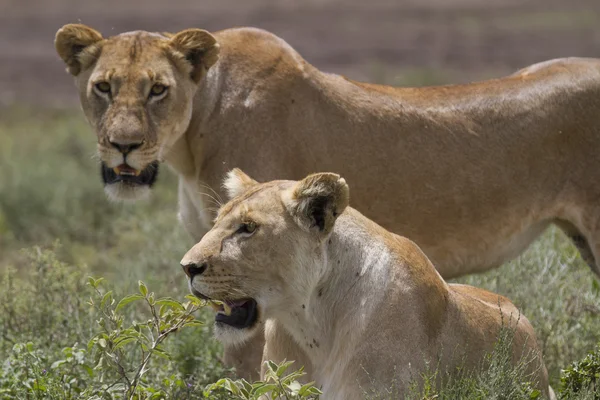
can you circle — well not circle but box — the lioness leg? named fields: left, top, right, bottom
left=262, top=320, right=313, bottom=381
left=178, top=180, right=210, bottom=241
left=556, top=214, right=600, bottom=277
left=223, top=321, right=312, bottom=381
left=556, top=220, right=597, bottom=271
left=582, top=230, right=600, bottom=278
left=222, top=325, right=265, bottom=381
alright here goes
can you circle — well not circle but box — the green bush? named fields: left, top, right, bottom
left=560, top=342, right=600, bottom=399
left=0, top=246, right=319, bottom=399
left=204, top=361, right=321, bottom=400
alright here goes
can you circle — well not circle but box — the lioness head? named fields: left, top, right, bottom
left=181, top=169, right=349, bottom=344
left=55, top=24, right=219, bottom=200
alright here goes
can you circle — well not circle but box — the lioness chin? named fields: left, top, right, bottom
left=181, top=169, right=553, bottom=399
left=56, top=24, right=600, bottom=380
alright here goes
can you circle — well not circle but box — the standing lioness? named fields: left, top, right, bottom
left=181, top=170, right=552, bottom=399
left=55, top=24, right=600, bottom=379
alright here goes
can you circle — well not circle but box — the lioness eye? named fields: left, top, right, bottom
left=95, top=82, right=111, bottom=94
left=238, top=221, right=257, bottom=235
left=150, top=84, right=167, bottom=97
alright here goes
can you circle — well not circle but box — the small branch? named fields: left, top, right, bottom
left=126, top=305, right=199, bottom=399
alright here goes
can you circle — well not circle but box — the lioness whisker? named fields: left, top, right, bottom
left=196, top=182, right=224, bottom=205
left=197, top=192, right=223, bottom=208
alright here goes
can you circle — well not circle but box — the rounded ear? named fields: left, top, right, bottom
left=168, top=29, right=220, bottom=82
left=222, top=168, right=259, bottom=199
left=55, top=24, right=103, bottom=76
left=285, top=173, right=349, bottom=236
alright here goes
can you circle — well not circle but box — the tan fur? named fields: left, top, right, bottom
left=57, top=24, right=600, bottom=380
left=181, top=171, right=553, bottom=399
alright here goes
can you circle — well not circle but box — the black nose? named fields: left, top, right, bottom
left=109, top=140, right=143, bottom=155
left=182, top=262, right=208, bottom=278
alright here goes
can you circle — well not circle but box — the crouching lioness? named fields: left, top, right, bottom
left=181, top=169, right=552, bottom=399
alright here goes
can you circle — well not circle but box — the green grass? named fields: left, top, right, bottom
left=0, top=108, right=599, bottom=398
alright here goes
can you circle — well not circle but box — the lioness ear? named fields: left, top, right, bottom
left=168, top=29, right=220, bottom=82
left=285, top=173, right=349, bottom=235
left=223, top=168, right=259, bottom=199
left=55, top=24, right=103, bottom=76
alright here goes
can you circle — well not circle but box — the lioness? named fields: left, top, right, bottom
left=55, top=24, right=600, bottom=379
left=181, top=169, right=553, bottom=399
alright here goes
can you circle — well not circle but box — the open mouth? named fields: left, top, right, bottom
left=101, top=161, right=159, bottom=186
left=208, top=298, right=259, bottom=330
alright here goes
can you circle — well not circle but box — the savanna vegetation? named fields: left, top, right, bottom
left=1, top=107, right=599, bottom=398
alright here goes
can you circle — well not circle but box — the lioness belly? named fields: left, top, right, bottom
left=419, top=220, right=552, bottom=278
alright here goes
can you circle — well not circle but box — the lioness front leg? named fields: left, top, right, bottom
left=178, top=180, right=211, bottom=241
left=223, top=320, right=312, bottom=382
left=557, top=206, right=600, bottom=278
left=222, top=323, right=265, bottom=381
left=580, top=221, right=600, bottom=278
left=261, top=320, right=312, bottom=381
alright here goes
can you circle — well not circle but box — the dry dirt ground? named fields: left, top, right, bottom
left=1, top=0, right=599, bottom=108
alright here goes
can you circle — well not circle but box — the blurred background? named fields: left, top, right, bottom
left=2, top=0, right=600, bottom=107
left=1, top=0, right=600, bottom=396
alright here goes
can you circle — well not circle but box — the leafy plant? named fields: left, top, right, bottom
left=0, top=246, right=320, bottom=399
left=560, top=342, right=600, bottom=399
left=85, top=277, right=205, bottom=399
left=204, top=361, right=321, bottom=399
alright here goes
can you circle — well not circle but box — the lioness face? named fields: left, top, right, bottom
left=55, top=24, right=219, bottom=201
left=181, top=169, right=349, bottom=344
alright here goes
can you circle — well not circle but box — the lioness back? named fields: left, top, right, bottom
left=445, top=284, right=541, bottom=367
left=203, top=31, right=600, bottom=279
left=55, top=23, right=600, bottom=279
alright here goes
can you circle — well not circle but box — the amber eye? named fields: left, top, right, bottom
left=238, top=221, right=257, bottom=235
left=95, top=82, right=111, bottom=94
left=150, top=84, right=167, bottom=97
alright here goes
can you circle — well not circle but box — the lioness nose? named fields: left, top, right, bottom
left=182, top=262, right=208, bottom=278
left=109, top=140, right=143, bottom=155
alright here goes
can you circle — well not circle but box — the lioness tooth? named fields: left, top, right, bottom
left=113, top=167, right=120, bottom=174
left=209, top=301, right=221, bottom=312
left=134, top=169, right=141, bottom=176
left=222, top=303, right=232, bottom=316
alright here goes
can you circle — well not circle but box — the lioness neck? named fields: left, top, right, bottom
left=275, top=209, right=398, bottom=372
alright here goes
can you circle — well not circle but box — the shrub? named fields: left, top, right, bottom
left=0, top=246, right=319, bottom=399
left=560, top=342, right=600, bottom=399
